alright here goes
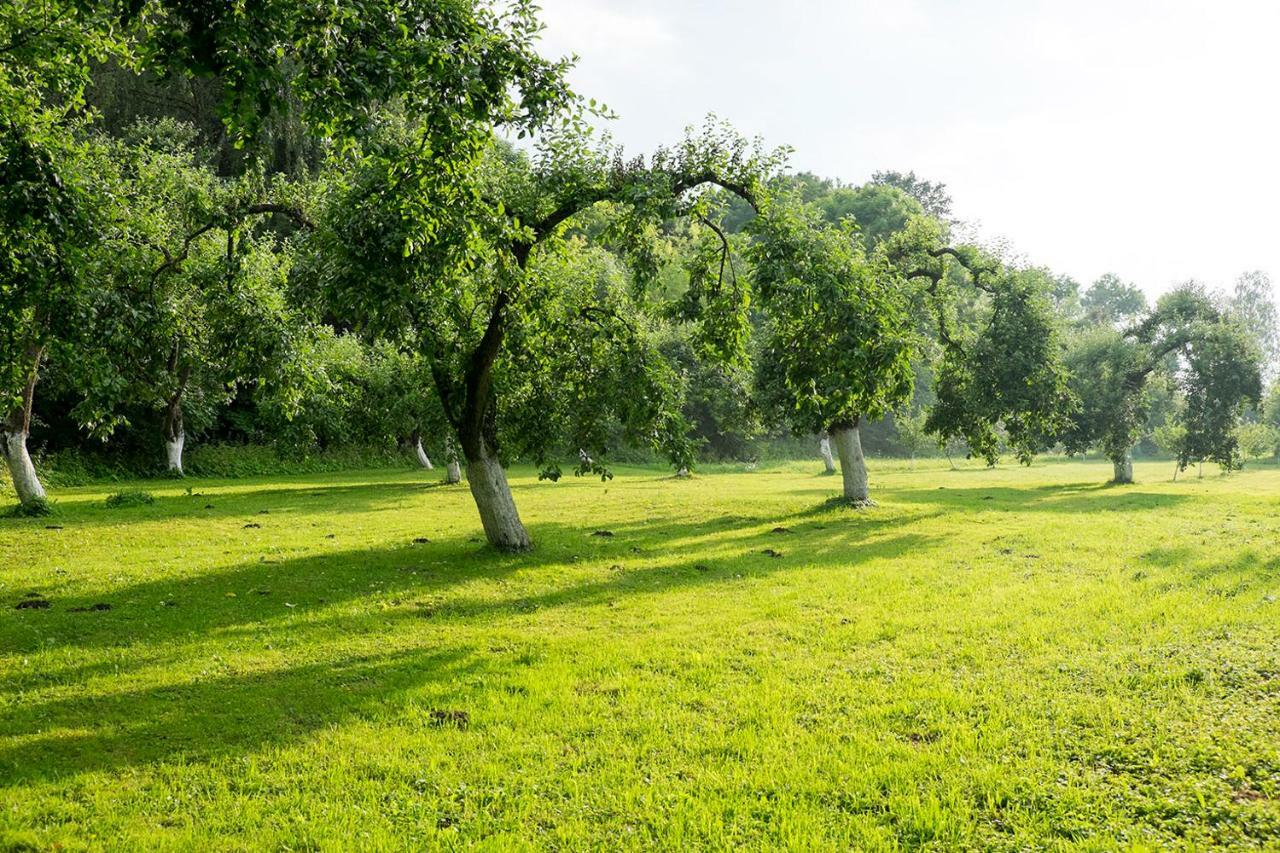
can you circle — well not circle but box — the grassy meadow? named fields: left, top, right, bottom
left=2, top=459, right=1279, bottom=850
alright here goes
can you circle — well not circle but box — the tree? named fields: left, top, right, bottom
left=869, top=170, right=953, bottom=220
left=1081, top=273, right=1147, bottom=328
left=751, top=204, right=1072, bottom=503
left=894, top=410, right=932, bottom=466
left=1059, top=284, right=1261, bottom=483
left=75, top=119, right=314, bottom=477
left=1226, top=270, right=1279, bottom=382
left=751, top=201, right=914, bottom=504
left=818, top=184, right=923, bottom=248
left=0, top=3, right=134, bottom=507
left=1234, top=421, right=1279, bottom=462
left=891, top=227, right=1075, bottom=468
left=1176, top=320, right=1263, bottom=475
left=309, top=120, right=783, bottom=549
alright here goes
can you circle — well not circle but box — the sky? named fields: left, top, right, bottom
left=534, top=0, right=1280, bottom=299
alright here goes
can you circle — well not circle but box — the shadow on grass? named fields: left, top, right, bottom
left=0, top=647, right=479, bottom=785
left=0, top=476, right=470, bottom=531
left=0, top=505, right=934, bottom=785
left=878, top=484, right=1192, bottom=515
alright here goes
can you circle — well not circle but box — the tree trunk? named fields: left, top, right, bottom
left=162, top=397, right=185, bottom=477
left=2, top=342, right=46, bottom=505
left=2, top=429, right=45, bottom=505
left=413, top=434, right=433, bottom=470
left=830, top=420, right=871, bottom=504
left=1111, top=449, right=1133, bottom=484
left=443, top=437, right=462, bottom=483
left=818, top=432, right=837, bottom=474
left=465, top=438, right=530, bottom=551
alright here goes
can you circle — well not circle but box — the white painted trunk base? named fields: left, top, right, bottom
left=831, top=424, right=871, bottom=504
left=467, top=449, right=531, bottom=551
left=166, top=433, right=185, bottom=476
left=818, top=434, right=837, bottom=474
left=1112, top=451, right=1133, bottom=484
left=445, top=460, right=462, bottom=484
left=415, top=438, right=434, bottom=470
left=4, top=431, right=46, bottom=504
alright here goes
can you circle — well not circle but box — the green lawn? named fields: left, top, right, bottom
left=2, top=459, right=1278, bottom=850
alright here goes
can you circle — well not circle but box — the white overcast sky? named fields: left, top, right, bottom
left=534, top=0, right=1280, bottom=298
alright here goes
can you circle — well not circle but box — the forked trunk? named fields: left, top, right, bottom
left=818, top=432, right=837, bottom=474
left=465, top=439, right=530, bottom=552
left=830, top=420, right=871, bottom=504
left=413, top=434, right=433, bottom=470
left=2, top=430, right=46, bottom=505
left=1111, top=449, right=1133, bottom=484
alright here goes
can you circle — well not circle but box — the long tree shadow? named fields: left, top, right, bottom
left=1, top=507, right=938, bottom=786
left=3, top=476, right=472, bottom=531
left=0, top=646, right=479, bottom=786
left=879, top=484, right=1192, bottom=515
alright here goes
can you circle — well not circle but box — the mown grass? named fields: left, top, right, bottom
left=1, top=458, right=1278, bottom=850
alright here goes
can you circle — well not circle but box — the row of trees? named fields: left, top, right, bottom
left=2, top=1, right=1270, bottom=549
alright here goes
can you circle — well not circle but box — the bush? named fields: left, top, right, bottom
left=104, top=490, right=156, bottom=508
left=5, top=497, right=53, bottom=518
left=183, top=443, right=411, bottom=478
left=1235, top=422, right=1280, bottom=461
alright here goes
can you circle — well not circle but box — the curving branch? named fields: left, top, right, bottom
left=149, top=204, right=313, bottom=285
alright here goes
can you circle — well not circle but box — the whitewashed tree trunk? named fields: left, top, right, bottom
left=818, top=432, right=837, bottom=474
left=443, top=435, right=462, bottom=483
left=414, top=436, right=433, bottom=470
left=2, top=430, right=46, bottom=504
left=1111, top=449, right=1133, bottom=484
left=466, top=441, right=530, bottom=551
left=831, top=421, right=871, bottom=504
left=165, top=432, right=185, bottom=476
left=161, top=379, right=188, bottom=477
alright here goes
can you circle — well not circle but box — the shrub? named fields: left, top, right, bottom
left=104, top=490, right=156, bottom=508
left=5, top=497, right=53, bottom=518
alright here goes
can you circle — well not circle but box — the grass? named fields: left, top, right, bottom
left=1, top=458, right=1278, bottom=850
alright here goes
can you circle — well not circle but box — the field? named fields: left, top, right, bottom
left=2, top=459, right=1279, bottom=850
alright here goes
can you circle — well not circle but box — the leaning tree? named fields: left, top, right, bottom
left=1059, top=284, right=1262, bottom=483
left=307, top=120, right=783, bottom=549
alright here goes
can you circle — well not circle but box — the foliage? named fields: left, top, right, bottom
left=1176, top=320, right=1263, bottom=473
left=2, top=495, right=50, bottom=517
left=1060, top=284, right=1261, bottom=475
left=1226, top=270, right=1279, bottom=382
left=893, top=410, right=933, bottom=460
left=750, top=200, right=913, bottom=435
left=869, top=169, right=953, bottom=219
left=1234, top=421, right=1279, bottom=461
left=1081, top=273, right=1147, bottom=327
left=104, top=489, right=154, bottom=508
left=1151, top=419, right=1187, bottom=458
left=918, top=263, right=1075, bottom=464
